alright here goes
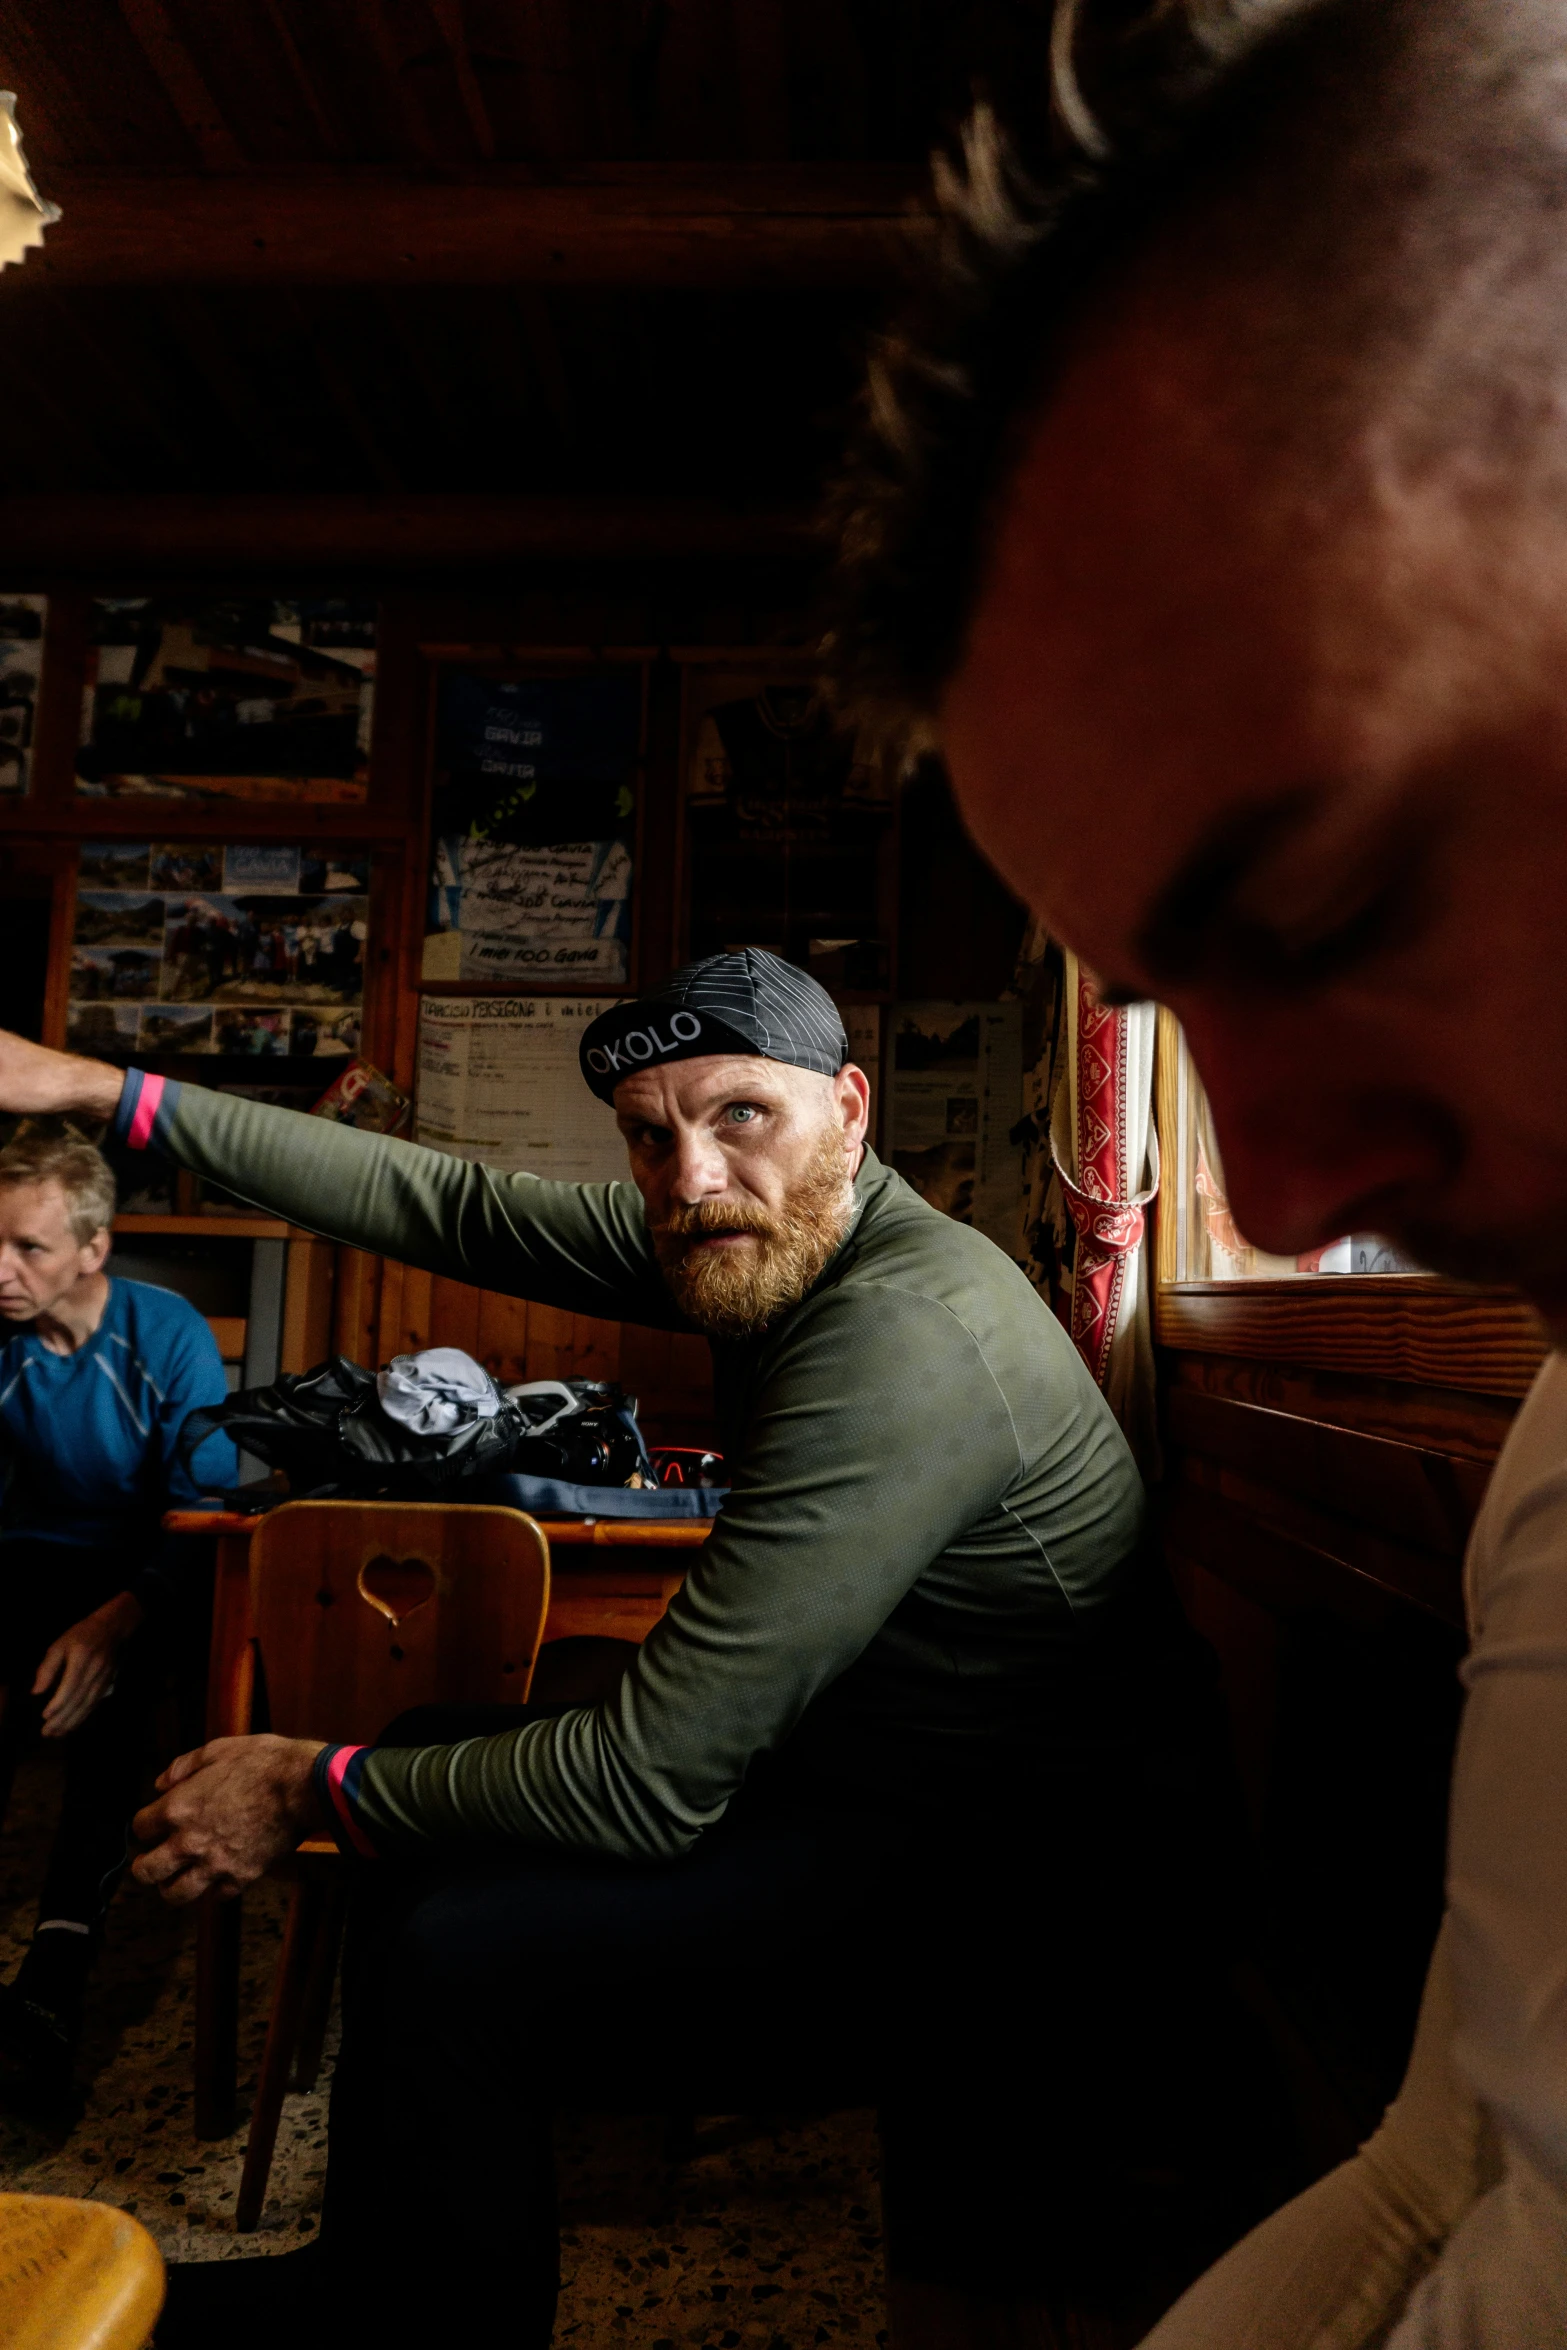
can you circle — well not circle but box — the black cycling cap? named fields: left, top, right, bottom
left=579, top=948, right=848, bottom=1105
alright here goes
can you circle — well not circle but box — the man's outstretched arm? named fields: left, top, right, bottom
left=0, top=1030, right=123, bottom=1125
left=0, top=1028, right=679, bottom=1325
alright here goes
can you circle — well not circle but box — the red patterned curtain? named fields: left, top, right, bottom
left=1028, top=949, right=1160, bottom=1473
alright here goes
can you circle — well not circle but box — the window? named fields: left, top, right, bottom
left=1158, top=1015, right=1421, bottom=1282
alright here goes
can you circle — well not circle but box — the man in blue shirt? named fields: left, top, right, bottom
left=0, top=1129, right=233, bottom=2089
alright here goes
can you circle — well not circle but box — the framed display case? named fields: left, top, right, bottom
left=416, top=648, right=651, bottom=998
left=674, top=649, right=898, bottom=994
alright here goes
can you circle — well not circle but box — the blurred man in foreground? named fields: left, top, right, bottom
left=825, top=0, right=1567, bottom=2338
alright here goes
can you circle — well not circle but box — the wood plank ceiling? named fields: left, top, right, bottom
left=0, top=2, right=1048, bottom=517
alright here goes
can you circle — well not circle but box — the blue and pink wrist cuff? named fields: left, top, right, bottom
left=312, top=1743, right=378, bottom=1860
left=111, top=1069, right=183, bottom=1154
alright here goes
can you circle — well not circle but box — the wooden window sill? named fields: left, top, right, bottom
left=1154, top=1275, right=1549, bottom=1397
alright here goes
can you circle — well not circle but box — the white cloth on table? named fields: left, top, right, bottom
left=375, top=1347, right=502, bottom=1437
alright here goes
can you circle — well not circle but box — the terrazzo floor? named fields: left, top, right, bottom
left=0, top=1749, right=890, bottom=2346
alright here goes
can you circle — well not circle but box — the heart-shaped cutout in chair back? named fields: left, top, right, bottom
left=357, top=1552, right=437, bottom=1628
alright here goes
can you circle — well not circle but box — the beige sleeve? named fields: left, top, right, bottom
left=1137, top=1918, right=1500, bottom=2350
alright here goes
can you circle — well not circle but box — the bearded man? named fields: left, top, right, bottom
left=0, top=949, right=1235, bottom=2347
left=823, top=0, right=1567, bottom=2339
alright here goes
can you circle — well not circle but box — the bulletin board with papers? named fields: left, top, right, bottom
left=887, top=1001, right=1024, bottom=1254
left=415, top=996, right=631, bottom=1183
left=65, top=840, right=370, bottom=1066
left=423, top=663, right=645, bottom=989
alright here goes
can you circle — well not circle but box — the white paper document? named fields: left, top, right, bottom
left=425, top=838, right=633, bottom=984
left=415, top=995, right=631, bottom=1183
left=887, top=1001, right=1023, bottom=1252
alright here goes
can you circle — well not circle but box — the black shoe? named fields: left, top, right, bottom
left=0, top=1925, right=94, bottom=2096
left=0, top=1977, right=76, bottom=2099
left=155, top=2243, right=326, bottom=2350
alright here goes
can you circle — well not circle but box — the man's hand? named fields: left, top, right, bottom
left=132, top=1734, right=329, bottom=1905
left=33, top=1591, right=144, bottom=1738
left=0, top=1029, right=124, bottom=1123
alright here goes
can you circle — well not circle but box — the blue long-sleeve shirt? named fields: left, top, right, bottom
left=0, top=1277, right=237, bottom=1619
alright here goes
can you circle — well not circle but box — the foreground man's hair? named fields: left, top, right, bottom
left=823, top=0, right=1567, bottom=741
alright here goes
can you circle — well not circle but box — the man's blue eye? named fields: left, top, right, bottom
left=727, top=1105, right=758, bottom=1124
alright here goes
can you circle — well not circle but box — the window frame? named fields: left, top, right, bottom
left=1150, top=1007, right=1545, bottom=1399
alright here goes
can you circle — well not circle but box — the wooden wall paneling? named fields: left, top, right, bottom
left=26, top=588, right=87, bottom=817
left=638, top=653, right=683, bottom=986
left=390, top=642, right=441, bottom=1092
left=280, top=1236, right=336, bottom=1375
left=569, top=1312, right=621, bottom=1384
left=41, top=846, right=79, bottom=1051
left=1156, top=1277, right=1546, bottom=1398
left=1167, top=1550, right=1283, bottom=1837
left=364, top=840, right=416, bottom=1085
left=332, top=1248, right=382, bottom=1365
left=1165, top=1387, right=1491, bottom=1556
left=427, top=1273, right=481, bottom=1360
left=523, top=1302, right=576, bottom=1384
left=1162, top=1481, right=1414, bottom=1628
left=618, top=1321, right=673, bottom=1414
left=667, top=1332, right=718, bottom=1444
left=374, top=1257, right=407, bottom=1368
left=389, top=1264, right=434, bottom=1357
left=629, top=653, right=653, bottom=992
left=1167, top=1350, right=1519, bottom=1465
left=476, top=1288, right=531, bottom=1386
left=1153, top=1005, right=1181, bottom=1290
left=1167, top=1452, right=1465, bottom=1626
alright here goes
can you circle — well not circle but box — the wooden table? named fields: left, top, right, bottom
left=166, top=1505, right=713, bottom=2138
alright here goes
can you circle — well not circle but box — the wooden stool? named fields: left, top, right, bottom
left=0, top=2193, right=164, bottom=2350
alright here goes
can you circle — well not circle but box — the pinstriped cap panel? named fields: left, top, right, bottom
left=579, top=949, right=848, bottom=1102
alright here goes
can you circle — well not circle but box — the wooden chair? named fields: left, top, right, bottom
left=0, top=2192, right=163, bottom=2350
left=220, top=1499, right=551, bottom=2233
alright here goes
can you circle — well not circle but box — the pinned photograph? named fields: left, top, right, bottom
left=66, top=1001, right=141, bottom=1061
left=71, top=944, right=159, bottom=1001
left=162, top=894, right=366, bottom=1005
left=150, top=843, right=223, bottom=891
left=74, top=892, right=167, bottom=949
left=138, top=1003, right=214, bottom=1054
left=75, top=595, right=377, bottom=803
left=223, top=844, right=301, bottom=893
left=0, top=592, right=45, bottom=797
left=79, top=841, right=152, bottom=891
left=213, top=1006, right=290, bottom=1056
left=287, top=1007, right=361, bottom=1058
left=300, top=847, right=370, bottom=893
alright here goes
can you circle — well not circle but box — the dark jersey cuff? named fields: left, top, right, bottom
left=112, top=1069, right=183, bottom=1153
left=312, top=1743, right=378, bottom=1859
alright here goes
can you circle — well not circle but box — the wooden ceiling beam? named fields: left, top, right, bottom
left=0, top=25, right=111, bottom=167
left=256, top=0, right=345, bottom=158
left=15, top=164, right=926, bottom=287
left=114, top=0, right=249, bottom=172
left=0, top=492, right=815, bottom=569
left=428, top=0, right=497, bottom=162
